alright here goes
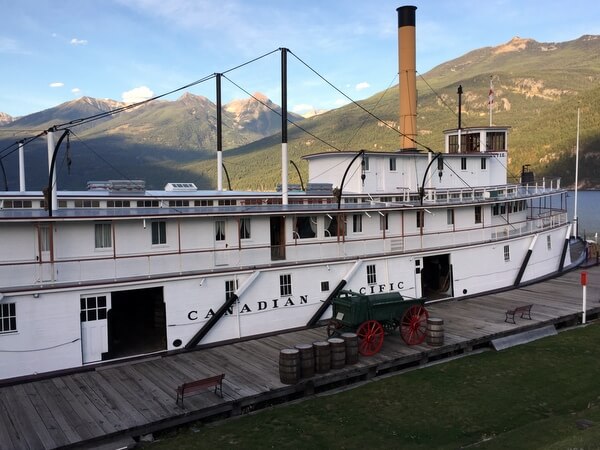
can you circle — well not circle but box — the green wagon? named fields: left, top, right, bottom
left=327, top=290, right=429, bottom=356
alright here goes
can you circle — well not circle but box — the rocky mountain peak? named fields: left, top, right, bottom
left=0, top=112, right=13, bottom=125
left=493, top=36, right=535, bottom=54
left=177, top=92, right=212, bottom=107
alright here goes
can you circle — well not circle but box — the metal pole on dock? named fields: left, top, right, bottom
left=581, top=271, right=587, bottom=324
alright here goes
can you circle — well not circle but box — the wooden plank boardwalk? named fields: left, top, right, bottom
left=1, top=265, right=599, bottom=449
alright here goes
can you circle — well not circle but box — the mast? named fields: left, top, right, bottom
left=46, top=129, right=58, bottom=212
left=397, top=6, right=417, bottom=151
left=216, top=73, right=223, bottom=191
left=281, top=48, right=289, bottom=204
left=457, top=85, right=463, bottom=154
left=18, top=140, right=26, bottom=192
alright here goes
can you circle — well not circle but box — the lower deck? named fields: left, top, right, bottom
left=0, top=263, right=598, bottom=450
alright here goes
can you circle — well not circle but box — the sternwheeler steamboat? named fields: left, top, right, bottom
left=0, top=6, right=582, bottom=380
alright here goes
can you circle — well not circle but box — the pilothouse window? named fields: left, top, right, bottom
left=486, top=132, right=506, bottom=151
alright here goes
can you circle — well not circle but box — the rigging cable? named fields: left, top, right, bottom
left=343, top=72, right=399, bottom=151
left=222, top=73, right=345, bottom=152
left=289, top=49, right=433, bottom=152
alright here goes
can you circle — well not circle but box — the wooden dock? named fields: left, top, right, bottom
left=1, top=265, right=599, bottom=449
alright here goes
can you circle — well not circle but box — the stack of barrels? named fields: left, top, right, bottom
left=278, top=332, right=359, bottom=384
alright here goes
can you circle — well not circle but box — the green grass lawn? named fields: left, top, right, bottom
left=143, top=322, right=600, bottom=449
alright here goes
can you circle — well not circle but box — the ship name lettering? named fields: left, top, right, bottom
left=196, top=295, right=308, bottom=320
left=358, top=281, right=404, bottom=295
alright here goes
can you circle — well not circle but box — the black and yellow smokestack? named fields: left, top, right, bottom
left=397, top=5, right=417, bottom=150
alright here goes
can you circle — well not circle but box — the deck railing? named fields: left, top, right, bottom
left=1, top=208, right=569, bottom=290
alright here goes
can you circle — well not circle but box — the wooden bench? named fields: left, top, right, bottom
left=505, top=304, right=533, bottom=324
left=176, top=373, right=224, bottom=407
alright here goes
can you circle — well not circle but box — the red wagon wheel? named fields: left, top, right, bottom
left=356, top=320, right=385, bottom=356
left=326, top=319, right=343, bottom=337
left=400, top=305, right=429, bottom=345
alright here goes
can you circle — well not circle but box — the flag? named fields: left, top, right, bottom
left=488, top=79, right=494, bottom=105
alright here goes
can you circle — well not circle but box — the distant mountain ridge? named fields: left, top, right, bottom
left=1, top=34, right=599, bottom=190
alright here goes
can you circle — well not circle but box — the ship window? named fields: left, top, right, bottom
left=481, top=158, right=487, bottom=170
left=280, top=274, right=292, bottom=297
left=75, top=200, right=100, bottom=208
left=137, top=200, right=159, bottom=207
left=324, top=215, right=345, bottom=237
left=466, top=133, right=480, bottom=152
left=80, top=296, right=107, bottom=322
left=362, top=156, right=370, bottom=171
left=492, top=204, right=499, bottom=216
left=486, top=132, right=506, bottom=151
left=225, top=279, right=238, bottom=300
left=461, top=158, right=467, bottom=171
left=94, top=223, right=112, bottom=249
left=107, top=200, right=130, bottom=208
left=474, top=206, right=482, bottom=224
left=168, top=200, right=189, bottom=207
left=0, top=303, right=16, bottom=333
left=2, top=200, right=32, bottom=208
left=448, top=135, right=458, bottom=153
left=215, top=220, right=225, bottom=241
left=447, top=209, right=454, bottom=225
left=321, top=281, right=330, bottom=292
left=294, top=216, right=317, bottom=239
left=366, top=264, right=377, bottom=285
left=547, top=235, right=552, bottom=250
left=195, top=200, right=213, bottom=206
left=239, top=218, right=251, bottom=240
left=380, top=213, right=389, bottom=231
left=353, top=214, right=362, bottom=233
left=151, top=221, right=167, bottom=245
left=389, top=157, right=397, bottom=171
left=503, top=245, right=510, bottom=262
left=218, top=199, right=236, bottom=206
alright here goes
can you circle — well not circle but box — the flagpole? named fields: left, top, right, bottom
left=573, top=107, right=580, bottom=237
left=489, top=76, right=493, bottom=126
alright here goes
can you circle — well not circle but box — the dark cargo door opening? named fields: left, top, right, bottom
left=104, top=286, right=166, bottom=360
left=421, top=254, right=453, bottom=300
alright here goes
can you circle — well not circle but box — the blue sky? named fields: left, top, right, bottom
left=1, top=0, right=599, bottom=118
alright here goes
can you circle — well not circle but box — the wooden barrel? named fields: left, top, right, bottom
left=328, top=337, right=346, bottom=369
left=312, top=341, right=331, bottom=373
left=341, top=332, right=359, bottom=364
left=426, top=317, right=445, bottom=346
left=279, top=348, right=300, bottom=384
left=294, top=343, right=315, bottom=378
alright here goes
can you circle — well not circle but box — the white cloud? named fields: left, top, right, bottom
left=70, top=38, right=88, bottom=45
left=49, top=82, right=64, bottom=88
left=71, top=88, right=81, bottom=94
left=122, top=86, right=154, bottom=103
left=355, top=82, right=370, bottom=91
